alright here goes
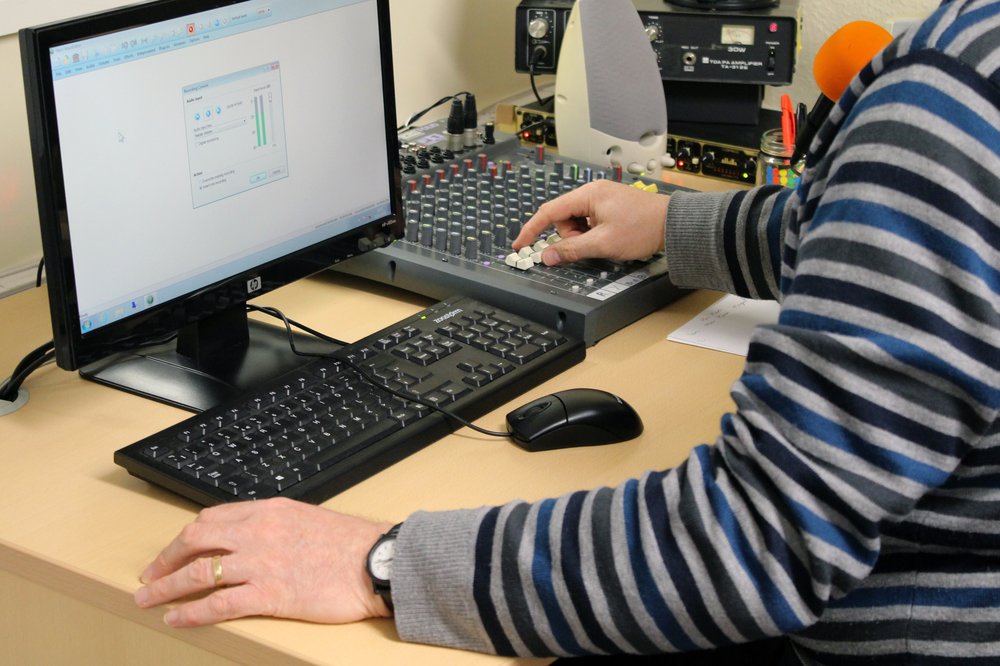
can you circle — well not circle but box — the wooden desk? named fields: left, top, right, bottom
left=0, top=273, right=743, bottom=665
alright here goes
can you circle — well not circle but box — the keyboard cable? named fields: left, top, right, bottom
left=249, top=304, right=512, bottom=439
left=0, top=303, right=516, bottom=441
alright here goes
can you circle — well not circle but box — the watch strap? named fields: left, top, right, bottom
left=367, top=522, right=402, bottom=610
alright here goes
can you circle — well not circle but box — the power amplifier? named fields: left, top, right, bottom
left=516, top=0, right=800, bottom=85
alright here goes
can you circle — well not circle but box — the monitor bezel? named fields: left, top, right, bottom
left=20, top=0, right=403, bottom=374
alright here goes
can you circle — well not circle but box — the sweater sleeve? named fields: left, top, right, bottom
left=390, top=45, right=1000, bottom=657
left=665, top=185, right=795, bottom=301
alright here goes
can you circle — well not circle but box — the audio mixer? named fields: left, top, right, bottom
left=335, top=119, right=689, bottom=346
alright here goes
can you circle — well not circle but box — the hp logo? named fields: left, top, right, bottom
left=247, top=276, right=263, bottom=293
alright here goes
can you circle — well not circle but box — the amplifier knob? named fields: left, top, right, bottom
left=528, top=18, right=550, bottom=39
left=645, top=25, right=661, bottom=41
left=676, top=147, right=692, bottom=170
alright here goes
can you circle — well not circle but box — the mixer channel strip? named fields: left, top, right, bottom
left=336, top=130, right=689, bottom=345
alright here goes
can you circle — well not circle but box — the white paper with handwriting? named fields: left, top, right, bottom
left=668, top=295, right=781, bottom=356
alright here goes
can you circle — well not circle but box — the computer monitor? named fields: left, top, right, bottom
left=20, top=0, right=402, bottom=412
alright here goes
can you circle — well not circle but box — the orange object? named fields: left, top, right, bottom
left=780, top=94, right=795, bottom=151
left=814, top=21, right=893, bottom=100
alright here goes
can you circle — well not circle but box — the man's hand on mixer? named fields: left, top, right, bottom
left=513, top=180, right=669, bottom=267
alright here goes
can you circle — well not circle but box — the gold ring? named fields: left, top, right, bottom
left=212, top=555, right=224, bottom=587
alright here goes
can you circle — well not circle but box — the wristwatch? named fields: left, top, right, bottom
left=366, top=522, right=402, bottom=611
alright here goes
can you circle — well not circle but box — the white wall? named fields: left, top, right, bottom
left=763, top=0, right=939, bottom=111
left=0, top=0, right=940, bottom=294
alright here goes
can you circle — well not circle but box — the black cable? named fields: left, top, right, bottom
left=35, top=258, right=45, bottom=288
left=255, top=304, right=511, bottom=439
left=397, top=91, right=473, bottom=132
left=247, top=304, right=349, bottom=347
left=518, top=117, right=553, bottom=135
left=528, top=49, right=553, bottom=110
left=0, top=340, right=56, bottom=402
left=2, top=340, right=55, bottom=392
left=342, top=355, right=510, bottom=438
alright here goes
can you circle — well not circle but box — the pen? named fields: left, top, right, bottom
left=780, top=94, right=796, bottom=151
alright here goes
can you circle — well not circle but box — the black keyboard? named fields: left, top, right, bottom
left=114, top=296, right=586, bottom=505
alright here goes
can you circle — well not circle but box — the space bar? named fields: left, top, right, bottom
left=305, top=417, right=405, bottom=470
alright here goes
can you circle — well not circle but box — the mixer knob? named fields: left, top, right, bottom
left=480, top=229, right=493, bottom=255
left=507, top=218, right=521, bottom=241
left=419, top=223, right=433, bottom=247
left=405, top=218, right=419, bottom=243
left=528, top=17, right=550, bottom=39
left=464, top=236, right=478, bottom=260
left=447, top=231, right=462, bottom=255
left=645, top=25, right=661, bottom=41
left=434, top=227, right=448, bottom=252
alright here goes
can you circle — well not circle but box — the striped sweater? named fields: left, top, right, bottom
left=392, top=1, right=1000, bottom=663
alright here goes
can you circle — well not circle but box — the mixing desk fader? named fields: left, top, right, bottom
left=336, top=121, right=689, bottom=345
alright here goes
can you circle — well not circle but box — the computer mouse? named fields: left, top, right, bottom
left=506, top=388, right=643, bottom=452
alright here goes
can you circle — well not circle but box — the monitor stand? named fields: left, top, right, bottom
left=80, top=308, right=339, bottom=413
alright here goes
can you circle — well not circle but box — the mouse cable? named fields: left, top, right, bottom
left=397, top=91, right=473, bottom=133
left=0, top=340, right=56, bottom=403
left=246, top=304, right=351, bottom=347
left=255, top=304, right=511, bottom=439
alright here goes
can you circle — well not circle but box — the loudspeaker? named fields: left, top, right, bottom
left=554, top=0, right=668, bottom=177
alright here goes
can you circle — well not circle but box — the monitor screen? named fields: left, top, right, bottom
left=21, top=0, right=402, bottom=411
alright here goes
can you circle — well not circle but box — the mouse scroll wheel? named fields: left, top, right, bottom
left=518, top=401, right=552, bottom=421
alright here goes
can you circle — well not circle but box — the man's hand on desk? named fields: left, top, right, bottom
left=134, top=498, right=393, bottom=627
left=513, top=179, right=669, bottom=267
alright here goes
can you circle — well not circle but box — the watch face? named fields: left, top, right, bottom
left=368, top=538, right=396, bottom=582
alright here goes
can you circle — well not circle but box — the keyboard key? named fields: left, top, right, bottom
left=141, top=444, right=168, bottom=459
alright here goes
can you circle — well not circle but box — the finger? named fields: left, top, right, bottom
left=540, top=232, right=605, bottom=266
left=137, top=554, right=244, bottom=610
left=195, top=499, right=269, bottom=523
left=163, top=583, right=268, bottom=628
left=141, top=520, right=235, bottom=583
left=513, top=187, right=594, bottom=250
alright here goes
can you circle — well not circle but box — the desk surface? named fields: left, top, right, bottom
left=0, top=273, right=743, bottom=665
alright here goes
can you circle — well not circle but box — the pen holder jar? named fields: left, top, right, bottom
left=757, top=128, right=801, bottom=189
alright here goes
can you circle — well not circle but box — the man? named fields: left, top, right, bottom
left=134, top=1, right=1000, bottom=663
